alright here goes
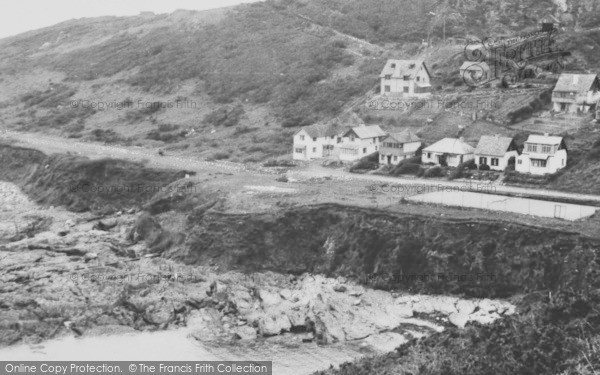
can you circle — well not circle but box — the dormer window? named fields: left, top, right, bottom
left=391, top=63, right=396, bottom=68
left=385, top=74, right=391, bottom=80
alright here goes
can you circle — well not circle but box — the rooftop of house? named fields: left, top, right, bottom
left=345, top=124, right=387, bottom=139
left=525, top=134, right=564, bottom=145
left=474, top=135, right=515, bottom=157
left=553, top=73, right=599, bottom=93
left=297, top=123, right=345, bottom=138
left=423, top=137, right=475, bottom=155
left=379, top=59, right=429, bottom=79
left=384, top=129, right=421, bottom=144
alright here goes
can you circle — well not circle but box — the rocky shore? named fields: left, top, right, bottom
left=0, top=180, right=515, bottom=355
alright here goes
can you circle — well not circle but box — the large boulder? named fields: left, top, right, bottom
left=258, top=290, right=282, bottom=308
left=448, top=312, right=469, bottom=328
left=258, top=314, right=291, bottom=336
left=456, top=300, right=477, bottom=315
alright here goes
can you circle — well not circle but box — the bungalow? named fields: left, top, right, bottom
left=379, top=129, right=422, bottom=165
left=338, top=124, right=387, bottom=162
left=516, top=134, right=567, bottom=175
left=422, top=137, right=475, bottom=167
left=552, top=73, right=600, bottom=113
left=379, top=59, right=432, bottom=98
left=474, top=135, right=519, bottom=171
left=293, top=123, right=343, bottom=161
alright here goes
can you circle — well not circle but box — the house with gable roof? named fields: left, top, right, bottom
left=421, top=137, right=475, bottom=167
left=516, top=133, right=567, bottom=175
left=293, top=123, right=345, bottom=161
left=338, top=124, right=387, bottom=162
left=552, top=73, right=600, bottom=113
left=379, top=59, right=432, bottom=97
left=474, top=135, right=519, bottom=171
left=379, top=129, right=422, bottom=165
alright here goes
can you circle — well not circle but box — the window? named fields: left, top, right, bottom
left=337, top=137, right=342, bottom=143
left=416, top=77, right=420, bottom=82
left=531, top=159, right=547, bottom=168
left=562, top=159, right=565, bottom=166
left=313, top=137, right=317, bottom=142
left=479, top=157, right=487, bottom=165
left=403, top=87, right=409, bottom=93
left=381, top=155, right=385, bottom=161
left=403, top=75, right=410, bottom=81
left=312, top=147, right=316, bottom=153
left=363, top=148, right=367, bottom=154
left=393, top=156, right=398, bottom=161
left=518, top=159, right=522, bottom=165
left=385, top=85, right=391, bottom=92
left=491, top=158, right=499, bottom=166
left=300, top=135, right=305, bottom=141
left=541, top=145, right=552, bottom=153
left=526, top=144, right=537, bottom=152
left=409, top=64, right=415, bottom=69
left=427, top=152, right=431, bottom=158
left=350, top=137, right=355, bottom=142
left=385, top=74, right=391, bottom=80
left=295, top=148, right=304, bottom=153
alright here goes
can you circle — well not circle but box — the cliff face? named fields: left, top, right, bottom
left=172, top=204, right=600, bottom=298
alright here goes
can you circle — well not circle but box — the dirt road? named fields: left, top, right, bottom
left=3, top=130, right=600, bottom=206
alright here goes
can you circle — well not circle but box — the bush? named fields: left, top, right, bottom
left=423, top=166, right=443, bottom=178
left=479, top=163, right=491, bottom=171
left=203, top=105, right=245, bottom=127
left=349, top=152, right=380, bottom=173
left=390, top=163, right=421, bottom=176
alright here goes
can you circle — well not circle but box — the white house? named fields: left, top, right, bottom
left=338, top=124, right=387, bottom=162
left=379, top=129, right=422, bottom=165
left=552, top=73, right=600, bottom=113
left=516, top=134, right=567, bottom=175
left=293, top=123, right=343, bottom=161
left=474, top=135, right=519, bottom=171
left=422, top=137, right=475, bottom=167
left=379, top=59, right=432, bottom=98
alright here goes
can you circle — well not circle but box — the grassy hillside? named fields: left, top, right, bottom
left=0, top=0, right=599, bottom=164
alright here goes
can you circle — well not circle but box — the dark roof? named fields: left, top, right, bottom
left=379, top=59, right=430, bottom=79
left=385, top=129, right=421, bottom=144
left=297, top=123, right=341, bottom=138
left=474, top=135, right=515, bottom=156
left=344, top=125, right=387, bottom=139
left=553, top=73, right=599, bottom=93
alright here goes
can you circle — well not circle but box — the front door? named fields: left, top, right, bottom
left=387, top=155, right=392, bottom=164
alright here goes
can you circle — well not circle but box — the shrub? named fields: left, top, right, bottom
left=423, top=166, right=443, bottom=178
left=349, top=152, right=380, bottom=173
left=203, top=104, right=245, bottom=127
left=460, top=159, right=477, bottom=170
left=391, top=163, right=421, bottom=176
left=479, top=163, right=491, bottom=171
